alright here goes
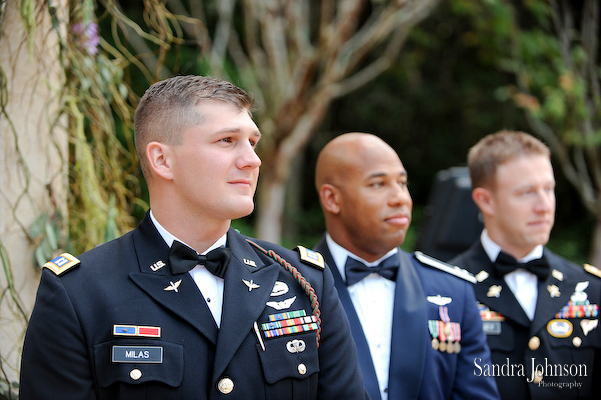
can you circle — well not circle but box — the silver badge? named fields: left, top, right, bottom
left=426, top=294, right=452, bottom=306
left=286, top=339, right=306, bottom=353
left=266, top=296, right=297, bottom=310
left=271, top=281, right=289, bottom=296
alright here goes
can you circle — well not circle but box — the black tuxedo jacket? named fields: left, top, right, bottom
left=315, top=236, right=499, bottom=400
left=20, top=213, right=368, bottom=400
left=451, top=241, right=601, bottom=399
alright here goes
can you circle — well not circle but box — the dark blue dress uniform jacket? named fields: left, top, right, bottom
left=315, top=237, right=500, bottom=400
left=450, top=242, right=601, bottom=400
left=20, top=214, right=369, bottom=400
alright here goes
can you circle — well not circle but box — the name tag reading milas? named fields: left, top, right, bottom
left=112, top=346, right=163, bottom=363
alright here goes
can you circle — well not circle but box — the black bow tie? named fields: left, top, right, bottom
left=169, top=240, right=232, bottom=278
left=345, top=256, right=399, bottom=286
left=494, top=251, right=550, bottom=280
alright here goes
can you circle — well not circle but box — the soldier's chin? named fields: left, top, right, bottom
left=533, top=231, right=552, bottom=246
left=230, top=202, right=255, bottom=220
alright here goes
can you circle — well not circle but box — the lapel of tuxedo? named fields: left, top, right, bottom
left=467, top=245, right=531, bottom=327
left=387, top=251, right=427, bottom=400
left=128, top=214, right=219, bottom=344
left=314, top=237, right=382, bottom=400
left=212, top=230, right=280, bottom=381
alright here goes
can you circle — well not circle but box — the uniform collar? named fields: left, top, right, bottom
left=149, top=209, right=227, bottom=254
left=325, top=233, right=398, bottom=281
left=480, top=229, right=543, bottom=263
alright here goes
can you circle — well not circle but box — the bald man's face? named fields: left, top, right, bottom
left=334, top=144, right=412, bottom=260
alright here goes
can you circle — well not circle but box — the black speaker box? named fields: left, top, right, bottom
left=415, top=166, right=483, bottom=262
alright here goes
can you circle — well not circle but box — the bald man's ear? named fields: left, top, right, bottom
left=319, top=184, right=342, bottom=214
left=472, top=187, right=494, bottom=217
left=146, top=141, right=175, bottom=181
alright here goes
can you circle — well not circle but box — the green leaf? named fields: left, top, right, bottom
left=30, top=213, right=47, bottom=238
left=34, top=245, right=48, bottom=268
left=44, top=221, right=59, bottom=251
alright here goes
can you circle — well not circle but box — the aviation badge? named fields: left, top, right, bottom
left=164, top=280, right=182, bottom=293
left=266, top=296, right=297, bottom=310
left=243, top=279, right=260, bottom=291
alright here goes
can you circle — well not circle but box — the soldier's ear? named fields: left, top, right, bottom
left=472, top=187, right=494, bottom=216
left=319, top=184, right=341, bottom=214
left=147, top=141, right=175, bottom=181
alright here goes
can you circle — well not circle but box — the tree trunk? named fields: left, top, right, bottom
left=254, top=87, right=335, bottom=243
left=255, top=168, right=287, bottom=243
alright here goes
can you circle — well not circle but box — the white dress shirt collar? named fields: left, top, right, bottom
left=325, top=233, right=399, bottom=278
left=149, top=210, right=227, bottom=254
left=480, top=229, right=543, bottom=263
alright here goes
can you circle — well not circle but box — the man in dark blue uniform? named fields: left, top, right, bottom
left=313, top=132, right=499, bottom=400
left=450, top=130, right=601, bottom=399
left=19, top=75, right=368, bottom=400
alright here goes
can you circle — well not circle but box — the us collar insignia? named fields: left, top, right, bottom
left=244, top=258, right=257, bottom=267
left=552, top=269, right=564, bottom=281
left=475, top=270, right=489, bottom=282
left=164, top=280, right=182, bottom=293
left=150, top=260, right=166, bottom=272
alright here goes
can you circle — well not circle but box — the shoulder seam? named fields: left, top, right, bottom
left=584, top=263, right=601, bottom=279
left=414, top=251, right=477, bottom=284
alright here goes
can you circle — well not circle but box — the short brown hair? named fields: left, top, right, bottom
left=468, top=130, right=550, bottom=189
left=134, top=75, right=254, bottom=178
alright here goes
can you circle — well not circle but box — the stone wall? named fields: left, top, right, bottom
left=0, top=0, right=67, bottom=389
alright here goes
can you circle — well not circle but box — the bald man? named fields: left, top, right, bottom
left=314, top=133, right=499, bottom=400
